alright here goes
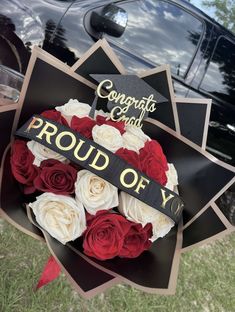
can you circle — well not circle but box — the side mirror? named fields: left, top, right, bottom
left=90, top=4, right=128, bottom=38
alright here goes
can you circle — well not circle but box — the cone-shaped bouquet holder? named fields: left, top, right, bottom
left=0, top=40, right=234, bottom=298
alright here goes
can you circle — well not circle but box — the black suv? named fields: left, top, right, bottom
left=0, top=0, right=234, bottom=165
left=0, top=0, right=234, bottom=221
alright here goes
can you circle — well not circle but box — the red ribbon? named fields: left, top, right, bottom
left=36, top=255, right=61, bottom=289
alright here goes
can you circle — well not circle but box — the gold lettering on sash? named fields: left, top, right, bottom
left=120, top=168, right=138, bottom=188
left=89, top=149, right=109, bottom=171
left=25, top=117, right=43, bottom=132
left=134, top=176, right=150, bottom=194
left=73, top=140, right=94, bottom=161
left=36, top=121, right=58, bottom=144
left=55, top=131, right=76, bottom=151
left=170, top=199, right=184, bottom=217
left=20, top=116, right=184, bottom=221
left=160, top=189, right=174, bottom=209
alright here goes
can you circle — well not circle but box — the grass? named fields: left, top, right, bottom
left=0, top=218, right=235, bottom=312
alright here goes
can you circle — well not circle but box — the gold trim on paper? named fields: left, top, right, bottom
left=0, top=103, right=18, bottom=113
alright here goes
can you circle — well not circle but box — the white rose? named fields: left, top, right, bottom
left=75, top=170, right=118, bottom=215
left=55, top=99, right=91, bottom=124
left=27, top=141, right=68, bottom=167
left=29, top=193, right=86, bottom=244
left=122, top=125, right=150, bottom=153
left=92, top=124, right=123, bottom=153
left=95, top=109, right=110, bottom=119
left=118, top=192, right=174, bottom=242
left=166, top=163, right=178, bottom=191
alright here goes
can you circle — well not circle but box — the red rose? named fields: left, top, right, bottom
left=115, top=148, right=141, bottom=170
left=71, top=116, right=96, bottom=139
left=83, top=211, right=130, bottom=260
left=139, top=140, right=168, bottom=185
left=34, top=159, right=77, bottom=195
left=119, top=223, right=152, bottom=258
left=10, top=140, right=38, bottom=193
left=96, top=115, right=125, bottom=135
left=41, top=109, right=68, bottom=126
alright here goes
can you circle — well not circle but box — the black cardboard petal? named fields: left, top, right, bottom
left=16, top=58, right=109, bottom=127
left=0, top=109, right=16, bottom=165
left=141, top=70, right=177, bottom=131
left=74, top=47, right=123, bottom=85
left=17, top=59, right=95, bottom=128
left=176, top=102, right=208, bottom=147
left=71, top=39, right=125, bottom=84
left=182, top=207, right=226, bottom=248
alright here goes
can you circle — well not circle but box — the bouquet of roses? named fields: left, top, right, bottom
left=1, top=41, right=233, bottom=298
left=10, top=99, right=178, bottom=261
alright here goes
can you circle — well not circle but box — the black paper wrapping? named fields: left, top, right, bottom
left=0, top=105, right=17, bottom=165
left=0, top=41, right=234, bottom=298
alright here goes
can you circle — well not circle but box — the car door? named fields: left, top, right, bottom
left=102, top=0, right=206, bottom=97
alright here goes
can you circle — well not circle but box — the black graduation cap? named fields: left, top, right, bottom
left=89, top=74, right=168, bottom=124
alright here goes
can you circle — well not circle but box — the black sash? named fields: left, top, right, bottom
left=15, top=115, right=184, bottom=223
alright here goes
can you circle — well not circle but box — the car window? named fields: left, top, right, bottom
left=200, top=36, right=235, bottom=104
left=106, top=0, right=203, bottom=77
